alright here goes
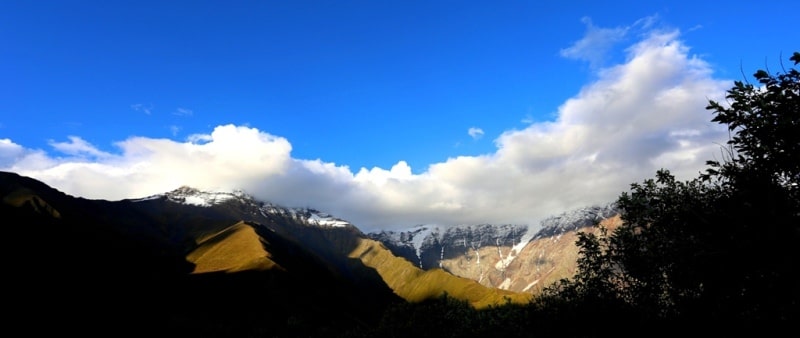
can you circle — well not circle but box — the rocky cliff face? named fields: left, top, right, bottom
left=369, top=223, right=529, bottom=270
left=161, top=185, right=622, bottom=295
left=368, top=203, right=621, bottom=293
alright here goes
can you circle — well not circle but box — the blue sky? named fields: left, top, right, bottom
left=1, top=1, right=797, bottom=231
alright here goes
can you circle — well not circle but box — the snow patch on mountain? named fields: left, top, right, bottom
left=368, top=224, right=439, bottom=267
left=137, top=186, right=354, bottom=229
left=308, top=212, right=350, bottom=227
left=513, top=230, right=535, bottom=257
left=156, top=186, right=246, bottom=206
left=410, top=226, right=436, bottom=266
left=522, top=280, right=539, bottom=292
left=494, top=227, right=537, bottom=271
left=368, top=223, right=530, bottom=269
left=368, top=202, right=619, bottom=274
left=255, top=204, right=354, bottom=229
left=498, top=278, right=513, bottom=290
left=533, top=203, right=619, bottom=240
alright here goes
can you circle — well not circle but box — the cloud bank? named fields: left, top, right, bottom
left=1, top=28, right=730, bottom=232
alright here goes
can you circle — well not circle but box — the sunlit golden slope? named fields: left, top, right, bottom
left=349, top=237, right=532, bottom=309
left=187, top=221, right=529, bottom=308
left=187, top=221, right=283, bottom=273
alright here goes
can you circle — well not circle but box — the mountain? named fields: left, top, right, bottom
left=368, top=204, right=621, bottom=293
left=0, top=171, right=531, bottom=336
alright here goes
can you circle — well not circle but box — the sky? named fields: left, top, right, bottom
left=1, top=1, right=797, bottom=232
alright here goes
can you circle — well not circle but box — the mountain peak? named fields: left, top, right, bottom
left=141, top=185, right=355, bottom=229
left=157, top=185, right=251, bottom=207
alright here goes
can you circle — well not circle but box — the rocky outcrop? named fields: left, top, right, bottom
left=369, top=203, right=621, bottom=293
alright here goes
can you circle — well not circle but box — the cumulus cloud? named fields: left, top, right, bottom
left=468, top=127, right=484, bottom=140
left=2, top=26, right=731, bottom=232
left=5, top=125, right=294, bottom=201
left=0, top=139, right=26, bottom=167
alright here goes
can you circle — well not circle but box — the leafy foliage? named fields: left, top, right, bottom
left=6, top=52, right=798, bottom=338
left=538, top=52, right=800, bottom=332
left=704, top=52, right=800, bottom=192
left=337, top=52, right=800, bottom=337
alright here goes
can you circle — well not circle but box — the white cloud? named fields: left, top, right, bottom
left=560, top=15, right=660, bottom=69
left=175, top=107, right=193, bottom=116
left=1, top=27, right=731, bottom=233
left=49, top=136, right=112, bottom=158
left=521, top=115, right=534, bottom=124
left=560, top=17, right=629, bottom=68
left=187, top=132, right=213, bottom=143
left=468, top=127, right=484, bottom=140
left=131, top=103, right=153, bottom=115
left=0, top=139, right=26, bottom=168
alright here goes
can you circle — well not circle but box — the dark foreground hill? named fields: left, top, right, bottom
left=1, top=171, right=530, bottom=337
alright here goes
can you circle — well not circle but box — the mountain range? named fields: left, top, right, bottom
left=368, top=203, right=620, bottom=294
left=1, top=170, right=619, bottom=336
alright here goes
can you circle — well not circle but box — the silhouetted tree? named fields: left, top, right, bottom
left=538, top=52, right=800, bottom=333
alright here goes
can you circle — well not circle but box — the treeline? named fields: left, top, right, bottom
left=342, top=52, right=800, bottom=337
left=25, top=51, right=793, bottom=338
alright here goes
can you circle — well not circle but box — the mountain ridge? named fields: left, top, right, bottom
left=3, top=170, right=559, bottom=335
left=139, top=182, right=619, bottom=296
left=367, top=203, right=620, bottom=292
left=3, top=170, right=619, bottom=298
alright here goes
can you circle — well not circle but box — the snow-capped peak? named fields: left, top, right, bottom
left=160, top=186, right=249, bottom=207
left=306, top=211, right=351, bottom=228
left=134, top=186, right=354, bottom=229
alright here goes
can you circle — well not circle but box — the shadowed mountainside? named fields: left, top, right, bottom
left=1, top=171, right=533, bottom=336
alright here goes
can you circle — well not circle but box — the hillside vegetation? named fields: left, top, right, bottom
left=350, top=238, right=532, bottom=308
left=350, top=51, right=800, bottom=337
left=1, top=52, right=796, bottom=337
left=187, top=221, right=283, bottom=273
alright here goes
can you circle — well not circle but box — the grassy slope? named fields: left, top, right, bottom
left=349, top=237, right=532, bottom=309
left=186, top=221, right=282, bottom=273
left=186, top=219, right=532, bottom=309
